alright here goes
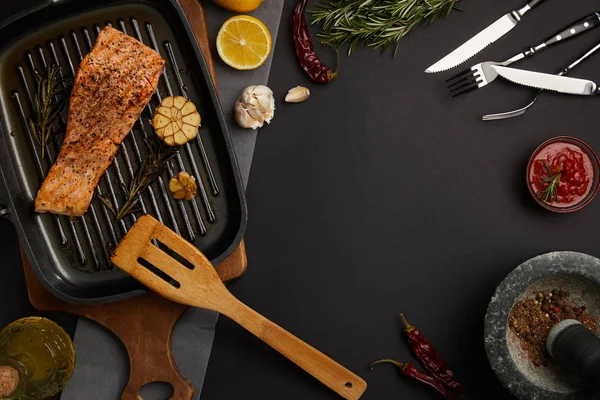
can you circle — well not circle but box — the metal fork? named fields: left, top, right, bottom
left=446, top=12, right=600, bottom=97
left=447, top=55, right=526, bottom=97
left=483, top=40, right=600, bottom=120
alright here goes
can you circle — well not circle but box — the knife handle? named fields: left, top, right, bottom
left=544, top=13, right=600, bottom=46
left=517, top=0, right=549, bottom=18
left=526, top=0, right=549, bottom=10
left=511, top=12, right=600, bottom=63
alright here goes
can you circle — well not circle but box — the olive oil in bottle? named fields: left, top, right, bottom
left=0, top=317, right=75, bottom=399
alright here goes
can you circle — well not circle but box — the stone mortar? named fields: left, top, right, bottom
left=484, top=251, right=600, bottom=400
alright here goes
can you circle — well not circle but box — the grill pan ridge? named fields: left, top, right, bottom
left=0, top=0, right=247, bottom=303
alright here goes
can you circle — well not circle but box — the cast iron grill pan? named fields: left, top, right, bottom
left=0, top=0, right=247, bottom=303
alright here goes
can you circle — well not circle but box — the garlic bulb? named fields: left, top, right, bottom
left=234, top=85, right=275, bottom=129
left=285, top=86, right=310, bottom=103
left=169, top=172, right=197, bottom=200
left=153, top=96, right=201, bottom=146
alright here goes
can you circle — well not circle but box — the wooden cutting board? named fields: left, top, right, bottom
left=21, top=1, right=248, bottom=399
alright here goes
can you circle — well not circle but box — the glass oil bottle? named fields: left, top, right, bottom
left=0, top=317, right=75, bottom=399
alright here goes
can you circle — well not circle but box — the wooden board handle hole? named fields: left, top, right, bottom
left=137, top=381, right=175, bottom=399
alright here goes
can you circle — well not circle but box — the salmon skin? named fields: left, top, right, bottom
left=35, top=26, right=165, bottom=217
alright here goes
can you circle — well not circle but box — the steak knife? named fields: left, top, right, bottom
left=426, top=0, right=550, bottom=73
left=492, top=65, right=600, bottom=95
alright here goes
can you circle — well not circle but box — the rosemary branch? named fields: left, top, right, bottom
left=99, top=138, right=177, bottom=221
left=28, top=65, right=71, bottom=159
left=310, top=0, right=458, bottom=56
left=537, top=160, right=562, bottom=204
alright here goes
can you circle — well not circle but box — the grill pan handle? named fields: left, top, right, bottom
left=48, top=0, right=80, bottom=4
left=0, top=166, right=14, bottom=221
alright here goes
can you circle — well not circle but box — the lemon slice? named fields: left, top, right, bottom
left=216, top=15, right=272, bottom=70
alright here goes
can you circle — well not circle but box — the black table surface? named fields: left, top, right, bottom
left=3, top=1, right=600, bottom=400
left=201, top=1, right=600, bottom=400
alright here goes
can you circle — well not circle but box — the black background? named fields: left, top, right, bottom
left=202, top=1, right=600, bottom=399
left=3, top=1, right=600, bottom=400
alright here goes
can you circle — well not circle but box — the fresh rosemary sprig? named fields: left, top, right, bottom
left=28, top=65, right=71, bottom=159
left=310, top=0, right=458, bottom=56
left=99, top=138, right=177, bottom=221
left=537, top=160, right=562, bottom=204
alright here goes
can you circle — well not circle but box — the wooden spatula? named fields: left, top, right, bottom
left=111, top=215, right=367, bottom=400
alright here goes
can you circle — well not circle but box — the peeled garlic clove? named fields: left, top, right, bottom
left=152, top=96, right=201, bottom=146
left=285, top=86, right=310, bottom=103
left=234, top=85, right=275, bottom=130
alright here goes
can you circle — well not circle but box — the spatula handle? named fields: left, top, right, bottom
left=225, top=299, right=367, bottom=400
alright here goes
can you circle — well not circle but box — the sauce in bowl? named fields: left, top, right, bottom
left=529, top=143, right=593, bottom=207
left=527, top=137, right=600, bottom=212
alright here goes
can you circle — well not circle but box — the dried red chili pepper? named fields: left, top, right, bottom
left=370, top=359, right=456, bottom=400
left=293, top=0, right=339, bottom=83
left=401, top=314, right=463, bottom=398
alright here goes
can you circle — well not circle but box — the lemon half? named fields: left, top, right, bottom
left=213, top=0, right=263, bottom=13
left=216, top=15, right=272, bottom=71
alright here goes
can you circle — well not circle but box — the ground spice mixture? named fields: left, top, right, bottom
left=508, top=288, right=598, bottom=367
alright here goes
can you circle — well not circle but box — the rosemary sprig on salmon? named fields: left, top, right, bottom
left=35, top=26, right=165, bottom=217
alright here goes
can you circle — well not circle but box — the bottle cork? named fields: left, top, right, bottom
left=0, top=365, right=19, bottom=397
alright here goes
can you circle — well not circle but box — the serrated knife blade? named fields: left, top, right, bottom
left=492, top=65, right=599, bottom=95
left=426, top=0, right=550, bottom=73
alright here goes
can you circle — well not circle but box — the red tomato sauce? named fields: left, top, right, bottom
left=529, top=142, right=594, bottom=208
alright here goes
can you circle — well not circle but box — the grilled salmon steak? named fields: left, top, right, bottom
left=35, top=26, right=165, bottom=216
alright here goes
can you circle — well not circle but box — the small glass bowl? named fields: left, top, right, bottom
left=526, top=136, right=600, bottom=213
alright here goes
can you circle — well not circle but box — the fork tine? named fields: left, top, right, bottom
left=447, top=72, right=481, bottom=91
left=448, top=72, right=482, bottom=91
left=445, top=67, right=475, bottom=85
left=450, top=81, right=481, bottom=97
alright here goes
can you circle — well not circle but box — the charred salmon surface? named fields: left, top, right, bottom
left=35, top=26, right=165, bottom=216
